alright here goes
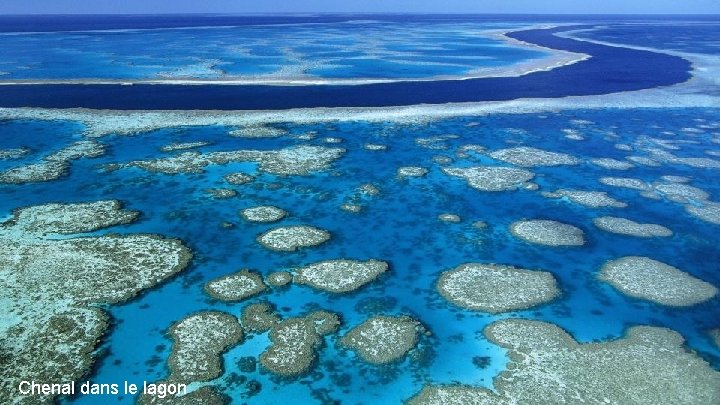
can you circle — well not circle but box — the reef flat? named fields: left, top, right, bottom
left=240, top=206, right=287, bottom=223
left=294, top=259, right=389, bottom=293
left=436, top=263, right=560, bottom=313
left=265, top=271, right=293, bottom=288
left=653, top=182, right=710, bottom=204
left=599, top=177, right=651, bottom=191
left=258, top=308, right=340, bottom=377
left=160, top=141, right=210, bottom=152
left=510, top=219, right=585, bottom=246
left=229, top=125, right=287, bottom=138
left=167, top=311, right=244, bottom=383
left=488, top=146, right=580, bottom=167
left=340, top=203, right=363, bottom=213
left=340, top=316, right=424, bottom=365
left=260, top=318, right=321, bottom=377
left=687, top=202, right=720, bottom=225
left=106, top=145, right=345, bottom=176
left=591, top=158, right=634, bottom=170
left=598, top=175, right=720, bottom=225
left=241, top=302, right=281, bottom=333
left=397, top=166, right=429, bottom=178
left=224, top=172, right=254, bottom=185
left=660, top=175, right=691, bottom=183
left=257, top=225, right=330, bottom=252
left=204, top=270, right=267, bottom=302
left=542, top=189, right=627, bottom=208
left=410, top=319, right=720, bottom=404
left=710, top=329, right=720, bottom=349
left=593, top=216, right=673, bottom=238
left=443, top=166, right=536, bottom=192
left=0, top=147, right=30, bottom=160
left=599, top=256, right=717, bottom=306
left=416, top=135, right=459, bottom=150
left=138, top=312, right=242, bottom=404
left=0, top=201, right=191, bottom=404
left=0, top=140, right=104, bottom=184
left=2, top=200, right=138, bottom=235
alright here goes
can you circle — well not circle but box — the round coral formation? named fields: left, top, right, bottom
left=295, top=259, right=389, bottom=293
left=599, top=256, right=717, bottom=306
left=340, top=316, right=422, bottom=365
left=510, top=219, right=585, bottom=246
left=437, top=263, right=560, bottom=313
left=257, top=225, right=330, bottom=252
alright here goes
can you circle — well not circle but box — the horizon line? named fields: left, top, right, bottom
left=1, top=12, right=719, bottom=17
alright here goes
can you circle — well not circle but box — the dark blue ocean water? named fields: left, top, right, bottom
left=1, top=108, right=718, bottom=404
left=2, top=14, right=718, bottom=33
left=574, top=22, right=720, bottom=54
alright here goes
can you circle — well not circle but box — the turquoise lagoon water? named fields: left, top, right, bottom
left=1, top=108, right=719, bottom=403
left=0, top=21, right=546, bottom=81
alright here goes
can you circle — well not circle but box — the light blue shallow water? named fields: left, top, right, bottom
left=0, top=22, right=546, bottom=81
left=1, top=108, right=718, bottom=404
